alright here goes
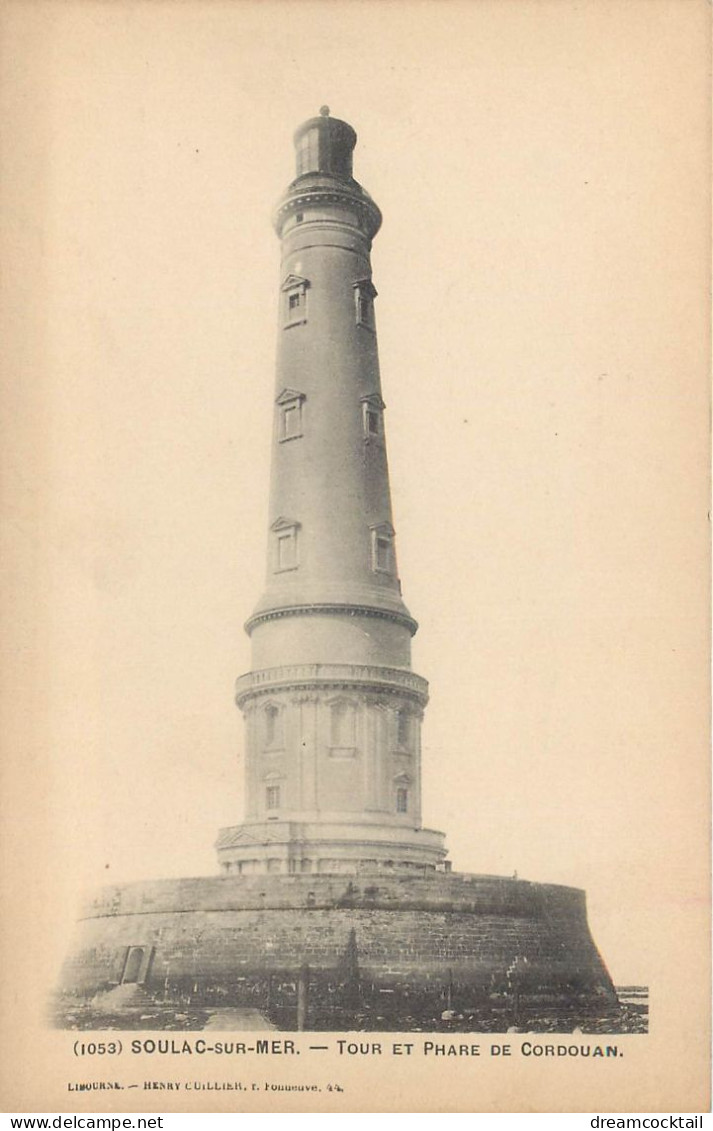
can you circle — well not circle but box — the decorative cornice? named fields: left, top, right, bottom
left=276, top=387, right=306, bottom=405
left=353, top=278, right=378, bottom=299
left=245, top=602, right=418, bottom=637
left=235, top=663, right=429, bottom=710
left=270, top=516, right=301, bottom=532
left=280, top=273, right=310, bottom=292
left=274, top=183, right=382, bottom=240
left=393, top=771, right=413, bottom=785
left=360, top=392, right=386, bottom=410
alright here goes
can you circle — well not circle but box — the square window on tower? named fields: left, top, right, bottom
left=328, top=699, right=357, bottom=757
left=277, top=533, right=296, bottom=570
left=266, top=786, right=281, bottom=811
left=361, top=395, right=385, bottom=440
left=396, top=788, right=409, bottom=814
left=271, top=517, right=300, bottom=572
left=357, top=293, right=372, bottom=325
left=284, top=403, right=299, bottom=436
left=353, top=279, right=377, bottom=331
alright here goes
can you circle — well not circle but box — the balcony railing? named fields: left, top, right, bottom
left=235, top=663, right=428, bottom=706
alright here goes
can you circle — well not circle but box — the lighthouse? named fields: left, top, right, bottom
left=58, top=110, right=618, bottom=1023
left=216, top=108, right=448, bottom=876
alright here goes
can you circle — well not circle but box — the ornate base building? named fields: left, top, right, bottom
left=59, top=110, right=617, bottom=1025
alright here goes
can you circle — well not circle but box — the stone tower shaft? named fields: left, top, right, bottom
left=216, top=110, right=447, bottom=876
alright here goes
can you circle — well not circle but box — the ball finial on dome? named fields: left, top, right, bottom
left=319, top=105, right=330, bottom=117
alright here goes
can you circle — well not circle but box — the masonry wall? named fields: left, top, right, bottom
left=59, top=873, right=616, bottom=1008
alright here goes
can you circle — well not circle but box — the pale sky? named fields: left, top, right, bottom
left=5, top=0, right=709, bottom=994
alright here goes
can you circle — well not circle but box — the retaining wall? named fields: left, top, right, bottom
left=59, top=872, right=616, bottom=1008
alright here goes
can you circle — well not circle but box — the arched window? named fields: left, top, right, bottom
left=264, top=703, right=283, bottom=749
left=329, top=699, right=356, bottom=750
left=396, top=708, right=411, bottom=749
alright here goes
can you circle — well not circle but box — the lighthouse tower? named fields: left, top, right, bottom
left=216, top=108, right=448, bottom=876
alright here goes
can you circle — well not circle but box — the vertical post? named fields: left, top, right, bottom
left=340, top=928, right=361, bottom=1010
left=266, top=973, right=273, bottom=1011
left=297, top=963, right=310, bottom=1031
